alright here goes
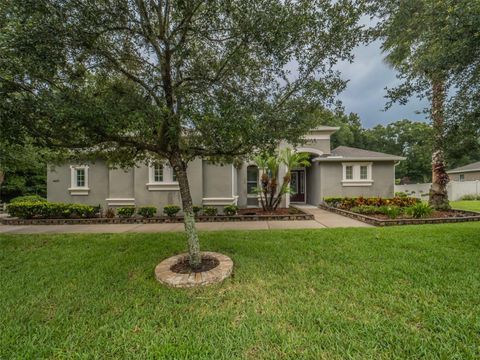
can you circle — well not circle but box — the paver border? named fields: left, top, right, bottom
left=319, top=203, right=480, bottom=226
left=154, top=251, right=233, bottom=288
left=0, top=210, right=313, bottom=225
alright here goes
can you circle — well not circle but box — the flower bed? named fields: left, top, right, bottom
left=1, top=207, right=313, bottom=225
left=320, top=198, right=480, bottom=226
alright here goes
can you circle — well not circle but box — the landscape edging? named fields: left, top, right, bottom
left=0, top=212, right=313, bottom=225
left=319, top=203, right=480, bottom=226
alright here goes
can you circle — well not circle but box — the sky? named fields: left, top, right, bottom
left=335, top=40, right=429, bottom=128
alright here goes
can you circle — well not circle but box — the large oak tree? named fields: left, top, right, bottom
left=1, top=0, right=365, bottom=267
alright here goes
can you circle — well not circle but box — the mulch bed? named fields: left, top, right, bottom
left=238, top=207, right=301, bottom=216
left=319, top=203, right=480, bottom=226
left=0, top=207, right=313, bottom=225
left=170, top=255, right=219, bottom=274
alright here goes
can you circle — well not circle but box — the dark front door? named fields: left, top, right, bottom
left=290, top=170, right=305, bottom=203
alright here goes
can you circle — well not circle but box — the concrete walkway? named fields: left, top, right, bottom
left=0, top=206, right=370, bottom=234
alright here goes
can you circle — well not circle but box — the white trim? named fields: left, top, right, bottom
left=202, top=197, right=238, bottom=206
left=69, top=165, right=90, bottom=195
left=295, top=147, right=324, bottom=157
left=341, top=162, right=373, bottom=187
left=341, top=180, right=374, bottom=187
left=146, top=182, right=180, bottom=191
left=106, top=198, right=136, bottom=206
left=147, top=162, right=179, bottom=190
left=313, top=156, right=405, bottom=162
left=448, top=169, right=480, bottom=174
left=303, top=134, right=331, bottom=140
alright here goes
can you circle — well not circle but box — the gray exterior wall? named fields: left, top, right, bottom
left=306, top=163, right=321, bottom=205
left=47, top=161, right=109, bottom=206
left=318, top=161, right=395, bottom=200
left=303, top=138, right=331, bottom=154
left=449, top=171, right=480, bottom=182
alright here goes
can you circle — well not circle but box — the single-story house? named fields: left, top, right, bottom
left=447, top=161, right=480, bottom=182
left=47, top=126, right=405, bottom=209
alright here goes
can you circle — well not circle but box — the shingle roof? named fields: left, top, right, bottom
left=447, top=161, right=480, bottom=174
left=314, top=146, right=405, bottom=162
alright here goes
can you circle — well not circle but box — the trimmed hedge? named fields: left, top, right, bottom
left=117, top=207, right=135, bottom=218
left=7, top=201, right=99, bottom=219
left=203, top=206, right=218, bottom=216
left=10, top=195, right=46, bottom=204
left=223, top=205, right=239, bottom=216
left=163, top=205, right=181, bottom=217
left=137, top=206, right=157, bottom=218
left=324, top=196, right=420, bottom=209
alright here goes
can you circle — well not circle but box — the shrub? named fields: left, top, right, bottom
left=223, top=205, right=239, bottom=216
left=137, top=206, right=156, bottom=218
left=461, top=194, right=480, bottom=201
left=350, top=205, right=379, bottom=215
left=325, top=196, right=419, bottom=210
left=395, top=192, right=408, bottom=198
left=192, top=205, right=202, bottom=216
left=7, top=201, right=98, bottom=219
left=10, top=195, right=46, bottom=204
left=163, top=205, right=181, bottom=217
left=203, top=206, right=218, bottom=216
left=117, top=207, right=135, bottom=218
left=104, top=208, right=116, bottom=218
left=379, top=205, right=402, bottom=219
left=405, top=203, right=433, bottom=219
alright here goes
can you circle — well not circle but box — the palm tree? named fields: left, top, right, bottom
left=254, top=148, right=310, bottom=211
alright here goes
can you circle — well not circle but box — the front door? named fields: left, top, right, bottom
left=290, top=170, right=305, bottom=203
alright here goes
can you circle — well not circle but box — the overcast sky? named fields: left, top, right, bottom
left=335, top=40, right=429, bottom=128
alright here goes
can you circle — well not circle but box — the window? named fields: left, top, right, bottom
left=459, top=174, right=465, bottom=182
left=360, top=165, right=368, bottom=180
left=342, top=163, right=373, bottom=186
left=247, top=165, right=258, bottom=195
left=69, top=165, right=89, bottom=195
left=345, top=166, right=353, bottom=180
left=153, top=164, right=164, bottom=182
left=147, top=162, right=179, bottom=191
left=76, top=168, right=86, bottom=187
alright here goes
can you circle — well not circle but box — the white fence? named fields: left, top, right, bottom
left=395, top=180, right=480, bottom=201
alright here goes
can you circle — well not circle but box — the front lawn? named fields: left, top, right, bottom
left=451, top=200, right=480, bottom=212
left=1, top=225, right=480, bottom=359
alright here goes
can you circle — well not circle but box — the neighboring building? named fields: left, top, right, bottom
left=447, top=161, right=480, bottom=182
left=47, top=127, right=404, bottom=209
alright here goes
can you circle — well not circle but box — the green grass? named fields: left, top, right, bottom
left=1, top=225, right=480, bottom=359
left=451, top=200, right=480, bottom=212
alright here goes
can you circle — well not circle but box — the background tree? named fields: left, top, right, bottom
left=0, top=141, right=51, bottom=202
left=373, top=0, right=480, bottom=208
left=0, top=0, right=365, bottom=268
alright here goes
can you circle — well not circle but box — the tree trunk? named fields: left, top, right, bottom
left=169, top=155, right=201, bottom=268
left=429, top=78, right=450, bottom=209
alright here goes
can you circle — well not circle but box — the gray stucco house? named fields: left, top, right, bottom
left=47, top=126, right=404, bottom=209
left=447, top=161, right=480, bottom=182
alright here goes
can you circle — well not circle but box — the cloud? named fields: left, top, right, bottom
left=335, top=41, right=429, bottom=128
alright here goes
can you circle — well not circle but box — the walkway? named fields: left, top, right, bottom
left=0, top=206, right=370, bottom=234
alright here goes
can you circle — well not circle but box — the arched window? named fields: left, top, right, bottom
left=247, top=165, right=258, bottom=195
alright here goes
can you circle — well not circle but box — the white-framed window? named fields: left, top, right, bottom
left=247, top=165, right=259, bottom=195
left=459, top=174, right=465, bottom=182
left=153, top=164, right=164, bottom=182
left=69, top=165, right=90, bottom=195
left=147, top=162, right=179, bottom=191
left=345, top=165, right=353, bottom=180
left=341, top=162, right=373, bottom=186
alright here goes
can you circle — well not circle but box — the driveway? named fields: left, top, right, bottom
left=0, top=206, right=370, bottom=234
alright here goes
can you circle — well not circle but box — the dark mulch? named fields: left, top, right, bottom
left=170, top=256, right=220, bottom=274
left=238, top=207, right=301, bottom=216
